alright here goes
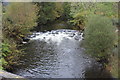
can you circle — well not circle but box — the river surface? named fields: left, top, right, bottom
left=13, top=29, right=112, bottom=78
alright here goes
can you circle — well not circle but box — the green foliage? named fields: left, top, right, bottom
left=1, top=43, right=11, bottom=55
left=84, top=15, right=117, bottom=59
left=70, top=2, right=94, bottom=30
left=0, top=57, right=8, bottom=70
left=0, top=42, right=10, bottom=70
left=37, top=2, right=63, bottom=25
left=1, top=39, right=24, bottom=70
left=2, top=2, right=39, bottom=70
left=70, top=11, right=88, bottom=30
left=62, top=2, right=71, bottom=20
left=69, top=2, right=118, bottom=30
left=3, top=3, right=38, bottom=42
left=94, top=3, right=118, bottom=18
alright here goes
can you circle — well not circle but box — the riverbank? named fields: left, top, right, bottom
left=0, top=70, right=24, bottom=79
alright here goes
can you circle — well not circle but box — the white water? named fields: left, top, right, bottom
left=29, top=29, right=83, bottom=45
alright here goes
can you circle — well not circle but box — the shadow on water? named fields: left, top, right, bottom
left=12, top=29, right=112, bottom=79
left=84, top=62, right=112, bottom=79
left=33, top=20, right=72, bottom=32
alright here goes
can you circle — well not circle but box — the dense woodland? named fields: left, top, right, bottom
left=1, top=2, right=119, bottom=78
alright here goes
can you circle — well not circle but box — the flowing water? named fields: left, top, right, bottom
left=13, top=29, right=112, bottom=78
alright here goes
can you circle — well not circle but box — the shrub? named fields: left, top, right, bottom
left=84, top=15, right=117, bottom=60
left=3, top=3, right=38, bottom=42
left=0, top=42, right=10, bottom=70
left=2, top=2, right=39, bottom=70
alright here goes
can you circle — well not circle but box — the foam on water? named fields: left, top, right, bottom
left=29, top=29, right=84, bottom=45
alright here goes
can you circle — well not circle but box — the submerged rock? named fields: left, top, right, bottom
left=22, top=37, right=30, bottom=43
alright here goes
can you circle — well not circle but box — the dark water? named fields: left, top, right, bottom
left=13, top=29, right=112, bottom=78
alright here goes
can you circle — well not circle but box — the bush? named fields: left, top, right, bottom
left=84, top=15, right=117, bottom=60
left=3, top=3, right=38, bottom=43
left=2, top=3, right=39, bottom=70
left=0, top=42, right=9, bottom=70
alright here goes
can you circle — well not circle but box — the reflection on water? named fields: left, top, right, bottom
left=13, top=29, right=112, bottom=78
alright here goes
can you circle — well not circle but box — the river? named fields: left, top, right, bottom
left=12, top=29, right=112, bottom=79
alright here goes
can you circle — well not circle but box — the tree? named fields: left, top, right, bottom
left=37, top=2, right=63, bottom=25
left=69, top=2, right=118, bottom=30
left=70, top=2, right=94, bottom=30
left=2, top=2, right=39, bottom=70
left=62, top=2, right=71, bottom=20
left=3, top=2, right=38, bottom=42
left=84, top=15, right=117, bottom=61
